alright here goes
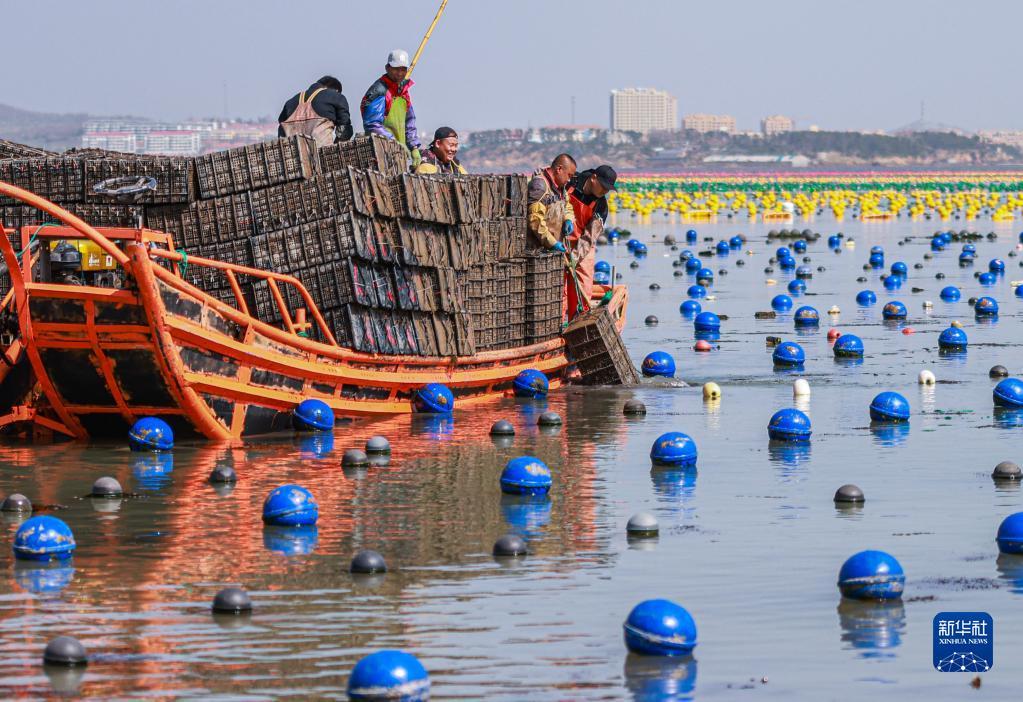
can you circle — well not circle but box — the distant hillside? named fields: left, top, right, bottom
left=0, top=103, right=88, bottom=152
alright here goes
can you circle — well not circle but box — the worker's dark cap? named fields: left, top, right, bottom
left=595, top=164, right=617, bottom=191
left=433, top=126, right=458, bottom=141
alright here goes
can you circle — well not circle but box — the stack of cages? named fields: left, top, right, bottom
left=1, top=136, right=558, bottom=359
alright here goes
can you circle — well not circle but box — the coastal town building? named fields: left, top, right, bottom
left=682, top=113, right=736, bottom=134
left=609, top=88, right=678, bottom=134
left=81, top=118, right=275, bottom=155
left=978, top=130, right=1023, bottom=149
left=761, top=115, right=795, bottom=136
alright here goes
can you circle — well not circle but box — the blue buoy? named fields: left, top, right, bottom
left=793, top=306, right=820, bottom=327
left=793, top=240, right=807, bottom=254
left=881, top=301, right=907, bottom=320
left=883, top=275, right=901, bottom=291
left=870, top=246, right=884, bottom=255
left=838, top=550, right=905, bottom=600
left=869, top=391, right=910, bottom=422
left=693, top=311, right=720, bottom=333
left=963, top=243, right=977, bottom=254
left=1017, top=285, right=1023, bottom=298
left=890, top=261, right=907, bottom=275
left=595, top=260, right=611, bottom=274
left=696, top=267, right=714, bottom=283
left=500, top=456, right=552, bottom=495
left=869, top=253, right=884, bottom=268
left=975, top=296, right=999, bottom=316
left=788, top=279, right=806, bottom=294
left=833, top=334, right=864, bottom=358
left=594, top=270, right=611, bottom=286
left=715, top=241, right=729, bottom=254
left=993, top=378, right=1023, bottom=408
left=855, top=290, right=877, bottom=306
left=292, top=398, right=334, bottom=432
left=679, top=300, right=702, bottom=317
left=513, top=369, right=549, bottom=398
left=626, top=239, right=640, bottom=251
left=685, top=257, right=702, bottom=273
left=686, top=229, right=697, bottom=242
left=776, top=246, right=791, bottom=259
left=262, top=484, right=318, bottom=526
left=978, top=272, right=997, bottom=286
left=768, top=408, right=812, bottom=442
left=347, top=650, right=429, bottom=701
left=687, top=284, right=707, bottom=299
left=941, top=231, right=953, bottom=243
left=828, top=234, right=841, bottom=249
left=633, top=242, right=648, bottom=256
left=623, top=599, right=698, bottom=656
left=938, top=326, right=968, bottom=350
left=128, top=416, right=174, bottom=452
left=412, top=383, right=454, bottom=414
left=772, top=341, right=805, bottom=367
left=729, top=235, right=743, bottom=248
left=778, top=256, right=796, bottom=270
left=680, top=249, right=695, bottom=260
left=939, top=286, right=961, bottom=302
left=12, top=516, right=75, bottom=561
left=772, top=294, right=793, bottom=311
left=930, top=238, right=945, bottom=251
left=990, top=258, right=1006, bottom=273
left=650, top=431, right=698, bottom=467
left=996, top=513, right=1023, bottom=554
left=642, top=351, right=676, bottom=378
left=959, top=251, right=974, bottom=265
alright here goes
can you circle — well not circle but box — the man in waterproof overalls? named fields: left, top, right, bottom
left=526, top=154, right=578, bottom=317
left=360, top=49, right=423, bottom=169
left=278, top=76, right=354, bottom=147
left=566, top=164, right=617, bottom=318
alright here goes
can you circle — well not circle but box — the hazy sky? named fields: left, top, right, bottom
left=4, top=0, right=1021, bottom=133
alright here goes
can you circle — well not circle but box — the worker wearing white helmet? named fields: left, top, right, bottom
left=360, top=49, right=422, bottom=168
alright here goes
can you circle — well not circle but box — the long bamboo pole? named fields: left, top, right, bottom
left=407, top=0, right=448, bottom=77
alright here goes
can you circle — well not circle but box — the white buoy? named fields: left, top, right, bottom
left=828, top=305, right=840, bottom=315
left=793, top=378, right=811, bottom=397
left=923, top=300, right=933, bottom=309
left=918, top=369, right=936, bottom=385
left=702, top=382, right=721, bottom=400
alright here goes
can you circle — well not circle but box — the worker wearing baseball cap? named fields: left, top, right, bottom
left=565, top=164, right=617, bottom=317
left=361, top=49, right=422, bottom=168
left=416, top=127, right=468, bottom=175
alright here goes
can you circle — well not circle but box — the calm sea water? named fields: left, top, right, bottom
left=2, top=213, right=1023, bottom=700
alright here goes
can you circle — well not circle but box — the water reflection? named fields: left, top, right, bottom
left=768, top=442, right=812, bottom=476
left=993, top=407, right=1023, bottom=429
left=833, top=356, right=864, bottom=369
left=500, top=494, right=552, bottom=541
left=869, top=422, right=910, bottom=447
left=410, top=414, right=454, bottom=439
left=838, top=599, right=906, bottom=658
left=623, top=653, right=697, bottom=701
left=263, top=524, right=319, bottom=556
left=13, top=560, right=76, bottom=595
left=44, top=664, right=86, bottom=697
left=995, top=554, right=1023, bottom=594
left=131, top=453, right=174, bottom=492
left=297, top=432, right=335, bottom=459
left=650, top=467, right=697, bottom=521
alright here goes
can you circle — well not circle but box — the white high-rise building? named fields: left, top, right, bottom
left=609, top=88, right=678, bottom=133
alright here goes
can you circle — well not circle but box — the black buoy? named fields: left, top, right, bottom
left=1, top=493, right=31, bottom=512
left=490, top=419, right=515, bottom=436
left=212, top=586, right=252, bottom=613
left=856, top=276, right=867, bottom=283
left=834, top=484, right=865, bottom=503
left=208, top=465, right=237, bottom=484
left=43, top=637, right=87, bottom=667
left=493, top=533, right=528, bottom=557
left=664, top=235, right=677, bottom=245
left=623, top=400, right=646, bottom=416
left=718, top=268, right=727, bottom=276
left=764, top=267, right=774, bottom=274
left=914, top=263, right=923, bottom=270
left=993, top=461, right=1022, bottom=481
left=673, top=270, right=684, bottom=277
left=342, top=449, right=369, bottom=467
left=350, top=549, right=387, bottom=574
left=990, top=365, right=1009, bottom=378
left=365, top=436, right=391, bottom=455
left=649, top=283, right=660, bottom=290
left=537, top=411, right=562, bottom=427
left=629, top=261, right=639, bottom=269
left=736, top=259, right=745, bottom=267
left=935, top=272, right=945, bottom=279
left=90, top=476, right=122, bottom=498
left=645, top=315, right=658, bottom=326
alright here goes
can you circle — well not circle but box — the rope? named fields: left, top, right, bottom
left=12, top=222, right=60, bottom=261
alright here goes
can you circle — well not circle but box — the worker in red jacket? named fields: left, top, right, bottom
left=566, top=164, right=616, bottom=317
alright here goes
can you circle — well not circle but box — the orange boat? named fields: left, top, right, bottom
left=0, top=183, right=628, bottom=441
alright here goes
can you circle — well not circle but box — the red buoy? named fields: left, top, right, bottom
left=827, top=328, right=841, bottom=341
left=902, top=327, right=915, bottom=335
left=694, top=340, right=713, bottom=352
